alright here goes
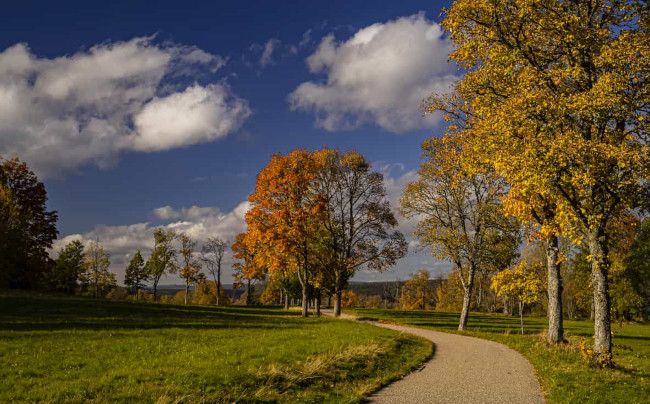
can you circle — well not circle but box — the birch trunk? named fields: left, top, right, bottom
left=546, top=236, right=564, bottom=343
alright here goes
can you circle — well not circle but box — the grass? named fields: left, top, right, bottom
left=0, top=291, right=431, bottom=403
left=347, top=308, right=650, bottom=404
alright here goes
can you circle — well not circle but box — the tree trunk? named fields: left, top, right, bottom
left=588, top=230, right=612, bottom=354
left=502, top=295, right=509, bottom=315
left=246, top=278, right=252, bottom=306
left=301, top=283, right=309, bottom=317
left=184, top=280, right=189, bottom=305
left=546, top=236, right=564, bottom=343
left=284, top=290, right=289, bottom=310
left=314, top=289, right=321, bottom=317
left=217, top=268, right=222, bottom=306
left=334, top=288, right=342, bottom=316
left=153, top=279, right=158, bottom=301
left=327, top=293, right=332, bottom=308
left=519, top=301, right=524, bottom=336
left=590, top=298, right=595, bottom=321
left=458, top=265, right=475, bottom=331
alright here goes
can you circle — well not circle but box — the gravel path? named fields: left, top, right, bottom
left=323, top=311, right=545, bottom=404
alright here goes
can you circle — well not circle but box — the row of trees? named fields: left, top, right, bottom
left=234, top=149, right=408, bottom=317
left=405, top=0, right=650, bottom=358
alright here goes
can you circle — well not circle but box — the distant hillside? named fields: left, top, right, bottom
left=348, top=279, right=443, bottom=302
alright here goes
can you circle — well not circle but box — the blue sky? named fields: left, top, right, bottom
left=0, top=0, right=456, bottom=284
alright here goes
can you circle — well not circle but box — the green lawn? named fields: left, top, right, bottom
left=0, top=292, right=431, bottom=403
left=347, top=308, right=650, bottom=404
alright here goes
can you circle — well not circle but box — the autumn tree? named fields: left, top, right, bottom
left=146, top=228, right=177, bottom=301
left=201, top=237, right=228, bottom=305
left=400, top=270, right=436, bottom=310
left=124, top=250, right=148, bottom=297
left=438, top=0, right=650, bottom=355
left=232, top=232, right=265, bottom=306
left=80, top=240, right=115, bottom=298
left=0, top=158, right=58, bottom=288
left=245, top=150, right=327, bottom=317
left=491, top=261, right=543, bottom=335
left=314, top=149, right=407, bottom=316
left=400, top=136, right=520, bottom=330
left=177, top=233, right=201, bottom=305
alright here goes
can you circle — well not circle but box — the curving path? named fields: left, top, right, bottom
left=323, top=311, right=545, bottom=404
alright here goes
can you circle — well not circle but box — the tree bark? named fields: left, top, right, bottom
left=334, top=288, right=342, bottom=316
left=519, top=301, right=524, bottom=336
left=502, top=295, right=509, bottom=315
left=546, top=235, right=564, bottom=343
left=184, top=280, right=189, bottom=305
left=246, top=278, right=252, bottom=306
left=314, top=289, right=321, bottom=317
left=458, top=265, right=475, bottom=331
left=284, top=290, right=289, bottom=310
left=588, top=230, right=612, bottom=354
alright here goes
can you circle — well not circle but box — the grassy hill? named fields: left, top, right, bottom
left=0, top=291, right=431, bottom=403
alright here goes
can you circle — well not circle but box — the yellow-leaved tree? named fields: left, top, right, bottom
left=433, top=0, right=650, bottom=355
left=400, top=136, right=520, bottom=330
left=491, top=261, right=543, bottom=335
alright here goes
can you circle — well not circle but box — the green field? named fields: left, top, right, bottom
left=0, top=292, right=431, bottom=403
left=347, top=308, right=650, bottom=403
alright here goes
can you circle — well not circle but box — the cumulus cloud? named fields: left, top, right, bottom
left=288, top=13, right=458, bottom=133
left=0, top=37, right=250, bottom=177
left=54, top=201, right=250, bottom=284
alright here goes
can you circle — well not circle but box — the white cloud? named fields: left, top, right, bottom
left=54, top=201, right=250, bottom=284
left=288, top=13, right=457, bottom=133
left=0, top=37, right=250, bottom=177
left=132, top=83, right=251, bottom=151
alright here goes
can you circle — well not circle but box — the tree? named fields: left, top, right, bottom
left=491, top=261, right=543, bottom=335
left=245, top=150, right=327, bottom=317
left=0, top=158, right=58, bottom=288
left=438, top=0, right=650, bottom=355
left=314, top=149, right=407, bottom=316
left=232, top=233, right=265, bottom=306
left=80, top=240, right=115, bottom=298
left=178, top=233, right=201, bottom=305
left=400, top=270, right=436, bottom=310
left=46, top=240, right=85, bottom=293
left=146, top=228, right=177, bottom=301
left=201, top=237, right=228, bottom=305
left=400, top=136, right=520, bottom=330
left=436, top=270, right=466, bottom=311
left=124, top=250, right=148, bottom=298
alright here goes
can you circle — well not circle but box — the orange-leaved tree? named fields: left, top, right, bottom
left=244, top=150, right=327, bottom=317
left=232, top=232, right=266, bottom=306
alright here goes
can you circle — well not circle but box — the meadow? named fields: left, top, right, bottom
left=348, top=308, right=650, bottom=404
left=0, top=292, right=431, bottom=403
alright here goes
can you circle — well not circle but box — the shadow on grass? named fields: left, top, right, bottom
left=0, top=292, right=305, bottom=333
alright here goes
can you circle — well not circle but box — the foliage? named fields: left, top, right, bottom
left=0, top=158, right=58, bottom=288
left=400, top=270, right=436, bottom=310
left=79, top=240, right=115, bottom=298
left=314, top=149, right=407, bottom=315
left=625, top=217, right=650, bottom=317
left=400, top=136, right=520, bottom=329
left=178, top=233, right=202, bottom=305
left=491, top=261, right=543, bottom=306
left=435, top=0, right=650, bottom=354
left=45, top=240, right=85, bottom=294
left=435, top=270, right=465, bottom=311
left=341, top=290, right=360, bottom=309
left=123, top=250, right=148, bottom=296
left=146, top=228, right=177, bottom=301
left=193, top=280, right=231, bottom=306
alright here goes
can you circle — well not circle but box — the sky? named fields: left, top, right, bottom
left=0, top=0, right=457, bottom=285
